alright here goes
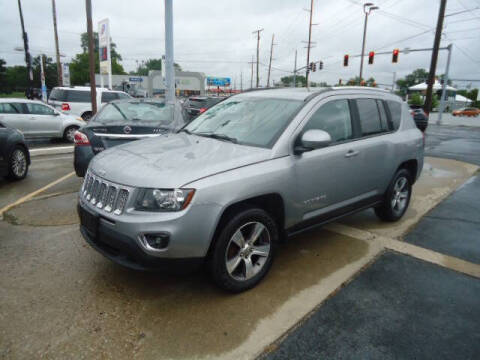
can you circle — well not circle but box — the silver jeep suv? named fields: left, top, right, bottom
left=78, top=87, right=424, bottom=292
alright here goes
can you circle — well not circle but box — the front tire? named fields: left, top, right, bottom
left=7, top=146, right=29, bottom=181
left=208, top=208, right=278, bottom=292
left=375, top=169, right=412, bottom=222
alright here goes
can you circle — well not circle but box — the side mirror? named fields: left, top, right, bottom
left=294, top=129, right=331, bottom=154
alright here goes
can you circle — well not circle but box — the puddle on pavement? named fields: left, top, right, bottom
left=18, top=228, right=368, bottom=359
left=5, top=192, right=79, bottom=226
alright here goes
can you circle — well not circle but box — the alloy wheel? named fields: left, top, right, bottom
left=391, top=176, right=409, bottom=214
left=225, top=221, right=271, bottom=281
left=11, top=149, right=27, bottom=177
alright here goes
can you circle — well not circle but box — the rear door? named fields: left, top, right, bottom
left=350, top=97, right=395, bottom=196
left=0, top=102, right=30, bottom=133
left=25, top=103, right=62, bottom=137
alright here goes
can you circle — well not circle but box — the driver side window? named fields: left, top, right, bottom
left=303, top=99, right=353, bottom=143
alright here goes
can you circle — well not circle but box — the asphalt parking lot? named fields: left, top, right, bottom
left=1, top=124, right=480, bottom=359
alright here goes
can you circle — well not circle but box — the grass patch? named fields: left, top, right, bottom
left=0, top=92, right=26, bottom=99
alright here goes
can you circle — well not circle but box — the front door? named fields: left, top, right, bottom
left=0, top=102, right=29, bottom=132
left=25, top=103, right=61, bottom=137
left=293, top=98, right=368, bottom=222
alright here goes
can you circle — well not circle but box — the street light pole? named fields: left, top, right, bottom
left=51, top=0, right=62, bottom=86
left=437, top=43, right=452, bottom=125
left=164, top=0, right=175, bottom=104
left=85, top=0, right=97, bottom=114
left=359, top=3, right=378, bottom=85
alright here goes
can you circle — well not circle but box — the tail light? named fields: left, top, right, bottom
left=62, top=103, right=71, bottom=111
left=199, top=107, right=207, bottom=114
left=74, top=131, right=90, bottom=146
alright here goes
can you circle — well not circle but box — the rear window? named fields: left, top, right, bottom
left=66, top=90, right=91, bottom=103
left=49, top=89, right=67, bottom=101
left=189, top=98, right=208, bottom=108
left=101, top=92, right=118, bottom=103
left=386, top=100, right=402, bottom=130
left=356, top=99, right=383, bottom=136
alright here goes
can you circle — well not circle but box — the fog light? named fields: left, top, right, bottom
left=139, top=233, right=170, bottom=251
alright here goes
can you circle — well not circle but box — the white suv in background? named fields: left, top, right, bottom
left=48, top=86, right=131, bottom=121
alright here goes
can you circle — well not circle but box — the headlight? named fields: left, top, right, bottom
left=135, top=188, right=195, bottom=212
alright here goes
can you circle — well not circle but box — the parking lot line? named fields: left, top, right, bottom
left=0, top=171, right=75, bottom=218
left=29, top=146, right=74, bottom=157
left=325, top=223, right=480, bottom=279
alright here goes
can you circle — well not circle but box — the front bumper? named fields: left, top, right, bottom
left=78, top=204, right=204, bottom=272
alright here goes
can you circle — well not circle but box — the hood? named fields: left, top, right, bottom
left=90, top=133, right=271, bottom=188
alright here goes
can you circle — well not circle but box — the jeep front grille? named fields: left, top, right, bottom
left=81, top=171, right=130, bottom=215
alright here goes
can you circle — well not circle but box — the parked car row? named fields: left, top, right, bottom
left=77, top=87, right=424, bottom=292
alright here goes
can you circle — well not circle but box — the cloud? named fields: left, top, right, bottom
left=1, top=0, right=479, bottom=88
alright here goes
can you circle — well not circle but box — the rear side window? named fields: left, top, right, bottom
left=101, top=92, right=118, bottom=103
left=356, top=99, right=383, bottom=136
left=303, top=99, right=353, bottom=143
left=117, top=92, right=130, bottom=99
left=66, top=90, right=91, bottom=102
left=386, top=100, right=402, bottom=130
left=0, top=103, right=20, bottom=114
left=49, top=89, right=67, bottom=101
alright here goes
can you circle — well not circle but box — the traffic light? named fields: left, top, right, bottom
left=368, top=51, right=374, bottom=65
left=319, top=61, right=324, bottom=70
left=392, top=49, right=399, bottom=63
left=344, top=54, right=349, bottom=67
left=313, top=62, right=316, bottom=72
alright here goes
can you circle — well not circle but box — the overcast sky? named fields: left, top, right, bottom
left=1, top=0, right=479, bottom=89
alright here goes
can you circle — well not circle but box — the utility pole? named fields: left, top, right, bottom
left=392, top=71, right=396, bottom=91
left=267, top=34, right=276, bottom=88
left=51, top=0, right=62, bottom=86
left=305, top=0, right=314, bottom=87
left=17, top=0, right=33, bottom=94
left=293, top=49, right=297, bottom=88
left=250, top=55, right=254, bottom=89
left=252, top=28, right=263, bottom=88
left=85, top=0, right=97, bottom=114
left=424, top=0, right=447, bottom=115
left=164, top=0, right=175, bottom=103
left=359, top=3, right=379, bottom=84
left=438, top=43, right=452, bottom=125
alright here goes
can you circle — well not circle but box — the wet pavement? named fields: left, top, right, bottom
left=1, top=125, right=480, bottom=359
left=261, top=252, right=480, bottom=360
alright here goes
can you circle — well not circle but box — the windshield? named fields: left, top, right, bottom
left=183, top=96, right=302, bottom=148
left=95, top=101, right=177, bottom=127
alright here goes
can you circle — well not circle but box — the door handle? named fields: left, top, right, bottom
left=345, top=149, right=359, bottom=158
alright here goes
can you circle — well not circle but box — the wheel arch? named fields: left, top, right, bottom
left=397, top=159, right=418, bottom=184
left=206, top=193, right=286, bottom=257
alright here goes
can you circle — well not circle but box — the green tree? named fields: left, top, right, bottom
left=280, top=75, right=306, bottom=87
left=432, top=95, right=439, bottom=109
left=70, top=33, right=126, bottom=85
left=4, top=65, right=28, bottom=93
left=408, top=92, right=424, bottom=106
left=134, top=58, right=182, bottom=75
left=396, top=68, right=429, bottom=97
left=32, top=56, right=58, bottom=89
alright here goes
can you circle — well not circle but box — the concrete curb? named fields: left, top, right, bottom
left=30, top=146, right=74, bottom=157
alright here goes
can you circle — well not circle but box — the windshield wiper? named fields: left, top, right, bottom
left=196, top=132, right=238, bottom=144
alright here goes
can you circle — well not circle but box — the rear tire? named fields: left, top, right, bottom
left=7, top=146, right=29, bottom=181
left=375, top=168, right=412, bottom=222
left=208, top=208, right=278, bottom=292
left=63, top=126, right=79, bottom=143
